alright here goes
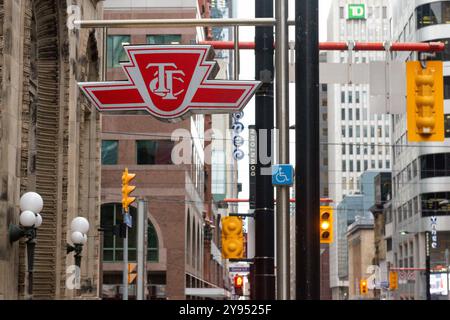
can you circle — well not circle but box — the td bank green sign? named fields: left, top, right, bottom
left=347, top=4, right=366, bottom=20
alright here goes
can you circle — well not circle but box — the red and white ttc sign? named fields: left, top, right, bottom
left=78, top=45, right=261, bottom=122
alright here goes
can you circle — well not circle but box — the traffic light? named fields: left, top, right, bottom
left=406, top=61, right=444, bottom=142
left=122, top=168, right=136, bottom=212
left=320, top=206, right=333, bottom=244
left=389, top=271, right=398, bottom=290
left=234, top=275, right=244, bottom=296
left=360, top=279, right=368, bottom=295
left=128, top=263, right=137, bottom=284
left=221, top=216, right=244, bottom=259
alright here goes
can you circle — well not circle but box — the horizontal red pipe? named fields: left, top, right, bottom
left=199, top=41, right=445, bottom=52
left=223, top=198, right=333, bottom=203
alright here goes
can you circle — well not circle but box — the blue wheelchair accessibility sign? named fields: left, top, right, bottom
left=272, top=164, right=294, bottom=186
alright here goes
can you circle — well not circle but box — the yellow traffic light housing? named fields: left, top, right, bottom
left=360, top=279, right=368, bottom=295
left=320, top=206, right=333, bottom=244
left=221, top=216, right=244, bottom=259
left=389, top=271, right=398, bottom=290
left=128, top=263, right=137, bottom=284
left=122, top=168, right=136, bottom=212
left=406, top=61, right=444, bottom=142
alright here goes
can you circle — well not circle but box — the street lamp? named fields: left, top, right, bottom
left=8, top=192, right=44, bottom=299
left=67, top=217, right=89, bottom=292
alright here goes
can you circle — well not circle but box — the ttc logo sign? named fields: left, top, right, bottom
left=78, top=45, right=261, bottom=122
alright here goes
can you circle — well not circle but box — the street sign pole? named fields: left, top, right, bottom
left=137, top=199, right=146, bottom=300
left=254, top=0, right=275, bottom=300
left=295, top=0, right=320, bottom=299
left=123, top=207, right=128, bottom=300
left=275, top=0, right=291, bottom=300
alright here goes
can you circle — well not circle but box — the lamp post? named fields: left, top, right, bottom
left=9, top=192, right=44, bottom=300
left=67, top=217, right=90, bottom=295
left=67, top=217, right=89, bottom=296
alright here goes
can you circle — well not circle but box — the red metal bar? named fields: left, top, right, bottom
left=198, top=41, right=445, bottom=52
left=223, top=198, right=333, bottom=203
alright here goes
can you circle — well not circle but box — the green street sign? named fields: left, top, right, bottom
left=348, top=4, right=366, bottom=20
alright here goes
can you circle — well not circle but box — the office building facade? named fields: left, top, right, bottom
left=388, top=0, right=450, bottom=300
left=327, top=0, right=391, bottom=299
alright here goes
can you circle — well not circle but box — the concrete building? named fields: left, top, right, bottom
left=388, top=0, right=450, bottom=300
left=327, top=0, right=392, bottom=299
left=347, top=215, right=375, bottom=299
left=369, top=172, right=392, bottom=299
left=0, top=0, right=104, bottom=299
left=100, top=0, right=235, bottom=300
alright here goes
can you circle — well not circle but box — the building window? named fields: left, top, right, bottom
left=342, top=160, right=347, bottom=171
left=420, top=153, right=450, bottom=179
left=147, top=34, right=182, bottom=44
left=107, top=35, right=130, bottom=68
left=341, top=108, right=346, bottom=120
left=349, top=108, right=353, bottom=120
left=342, top=144, right=346, bottom=155
left=102, top=140, right=118, bottom=165
left=349, top=127, right=353, bottom=138
left=101, top=203, right=159, bottom=262
left=426, top=38, right=450, bottom=61
left=386, top=160, right=390, bottom=169
left=136, top=140, right=174, bottom=165
left=342, top=126, right=346, bottom=137
left=340, top=6, right=344, bottom=19
left=416, top=2, right=450, bottom=29
left=364, top=160, right=368, bottom=171
left=386, top=238, right=392, bottom=251
left=444, top=77, right=450, bottom=99
left=445, top=114, right=450, bottom=138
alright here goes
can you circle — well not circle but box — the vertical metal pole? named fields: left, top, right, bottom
left=425, top=231, right=431, bottom=300
left=295, top=0, right=320, bottom=300
left=234, top=26, right=240, bottom=80
left=26, top=238, right=36, bottom=300
left=255, top=0, right=275, bottom=300
left=102, top=27, right=107, bottom=81
left=137, top=199, right=146, bottom=300
left=275, top=0, right=290, bottom=300
left=445, top=248, right=449, bottom=299
left=123, top=208, right=128, bottom=300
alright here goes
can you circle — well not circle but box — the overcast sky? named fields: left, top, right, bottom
left=235, top=0, right=332, bottom=212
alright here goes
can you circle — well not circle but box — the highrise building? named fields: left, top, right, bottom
left=388, top=0, right=450, bottom=300
left=327, top=0, right=391, bottom=299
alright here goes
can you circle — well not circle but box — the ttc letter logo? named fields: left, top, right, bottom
left=78, top=45, right=261, bottom=122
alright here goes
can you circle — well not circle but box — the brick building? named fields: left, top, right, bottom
left=100, top=0, right=233, bottom=299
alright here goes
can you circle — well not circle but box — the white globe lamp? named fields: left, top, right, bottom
left=19, top=210, right=37, bottom=227
left=71, top=217, right=90, bottom=234
left=20, top=192, right=43, bottom=214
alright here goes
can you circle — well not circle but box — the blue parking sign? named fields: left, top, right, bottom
left=272, top=164, right=294, bottom=186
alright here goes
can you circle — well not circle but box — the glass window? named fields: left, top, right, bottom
left=386, top=160, right=390, bottom=169
left=371, top=160, right=376, bottom=169
left=382, top=7, right=387, bottom=19
left=444, top=77, right=450, bottom=99
left=342, top=160, right=347, bottom=171
left=341, top=91, right=346, bottom=103
left=102, top=140, right=118, bottom=165
left=342, top=144, right=346, bottom=155
left=136, top=140, right=174, bottom=165
left=349, top=160, right=353, bottom=171
left=342, top=126, right=346, bottom=137
left=349, top=127, right=353, bottom=137
left=340, top=6, right=344, bottom=19
left=101, top=203, right=159, bottom=262
left=357, top=161, right=361, bottom=172
left=356, top=126, right=360, bottom=138
left=349, top=144, right=353, bottom=155
left=107, top=35, right=130, bottom=68
left=379, top=160, right=383, bottom=169
left=341, top=108, right=346, bottom=120
left=356, top=91, right=360, bottom=104
left=147, top=34, right=182, bottom=44
left=356, top=109, right=360, bottom=121
left=364, top=160, right=368, bottom=171
left=349, top=91, right=353, bottom=104
left=419, top=153, right=450, bottom=179
left=363, top=127, right=368, bottom=138
left=445, top=114, right=450, bottom=138
left=349, top=108, right=353, bottom=120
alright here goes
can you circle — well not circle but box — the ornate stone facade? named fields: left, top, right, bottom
left=0, top=0, right=103, bottom=299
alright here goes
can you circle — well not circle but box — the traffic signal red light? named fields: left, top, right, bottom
left=234, top=275, right=244, bottom=288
